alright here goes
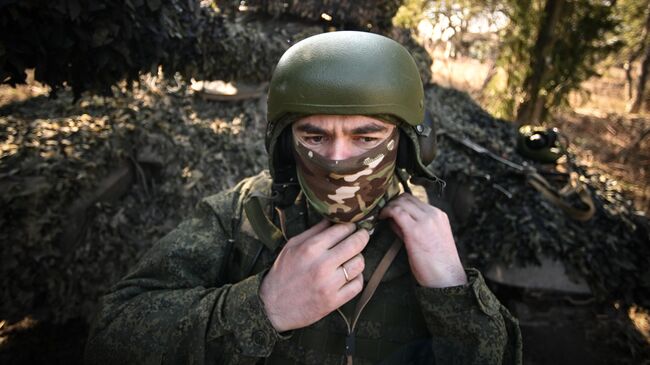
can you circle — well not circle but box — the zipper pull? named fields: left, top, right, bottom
left=345, top=333, right=355, bottom=357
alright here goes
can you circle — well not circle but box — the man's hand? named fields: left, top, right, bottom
left=259, top=220, right=368, bottom=332
left=379, top=193, right=467, bottom=288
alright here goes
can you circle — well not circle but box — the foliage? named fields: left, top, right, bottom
left=1, top=78, right=647, bottom=324
left=484, top=0, right=622, bottom=121
left=423, top=0, right=506, bottom=35
left=482, top=0, right=537, bottom=119
left=393, top=0, right=428, bottom=28
left=613, top=0, right=650, bottom=63
left=615, top=0, right=650, bottom=111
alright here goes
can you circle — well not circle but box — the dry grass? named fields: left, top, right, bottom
left=569, top=66, right=641, bottom=114
left=552, top=111, right=649, bottom=213
left=430, top=54, right=650, bottom=216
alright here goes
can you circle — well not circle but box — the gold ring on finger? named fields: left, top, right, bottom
left=342, top=266, right=351, bottom=282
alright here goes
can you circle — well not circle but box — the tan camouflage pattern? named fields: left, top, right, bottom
left=293, top=129, right=399, bottom=223
left=85, top=171, right=522, bottom=365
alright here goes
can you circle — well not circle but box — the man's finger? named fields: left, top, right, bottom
left=327, top=229, right=369, bottom=267
left=384, top=194, right=427, bottom=217
left=401, top=193, right=430, bottom=214
left=389, top=196, right=427, bottom=221
left=379, top=202, right=412, bottom=221
left=379, top=205, right=417, bottom=236
left=337, top=253, right=365, bottom=288
left=336, top=273, right=364, bottom=304
left=315, top=222, right=357, bottom=250
left=285, top=219, right=330, bottom=247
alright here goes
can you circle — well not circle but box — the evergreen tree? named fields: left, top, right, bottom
left=486, top=0, right=621, bottom=123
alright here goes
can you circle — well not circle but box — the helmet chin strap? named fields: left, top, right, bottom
left=398, top=166, right=446, bottom=198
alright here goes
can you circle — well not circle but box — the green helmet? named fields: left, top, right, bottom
left=266, top=31, right=440, bottom=201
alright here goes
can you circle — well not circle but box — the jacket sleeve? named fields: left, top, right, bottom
left=414, top=268, right=523, bottom=365
left=84, top=190, right=284, bottom=365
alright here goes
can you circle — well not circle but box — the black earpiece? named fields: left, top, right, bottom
left=397, top=109, right=437, bottom=173
left=276, top=127, right=296, bottom=169
left=418, top=109, right=437, bottom=166
left=397, top=129, right=412, bottom=171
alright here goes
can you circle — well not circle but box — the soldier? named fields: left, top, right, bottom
left=85, top=31, right=522, bottom=365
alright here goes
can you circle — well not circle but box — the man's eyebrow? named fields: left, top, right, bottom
left=350, top=124, right=388, bottom=134
left=295, top=123, right=327, bottom=134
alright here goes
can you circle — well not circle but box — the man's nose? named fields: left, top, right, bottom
left=325, top=138, right=354, bottom=160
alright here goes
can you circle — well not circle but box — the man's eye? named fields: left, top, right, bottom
left=304, top=136, right=324, bottom=143
left=356, top=137, right=379, bottom=143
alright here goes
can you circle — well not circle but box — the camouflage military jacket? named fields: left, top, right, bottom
left=85, top=171, right=522, bottom=365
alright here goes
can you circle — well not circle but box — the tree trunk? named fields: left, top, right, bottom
left=515, top=0, right=566, bottom=125
left=628, top=11, right=650, bottom=113
left=627, top=50, right=650, bottom=113
left=624, top=61, right=634, bottom=100
left=532, top=94, right=547, bottom=123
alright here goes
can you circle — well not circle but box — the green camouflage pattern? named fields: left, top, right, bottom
left=293, top=129, right=399, bottom=223
left=85, top=171, right=522, bottom=364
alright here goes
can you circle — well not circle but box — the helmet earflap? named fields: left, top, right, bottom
left=277, top=127, right=295, bottom=168
left=271, top=126, right=301, bottom=208
left=397, top=109, right=437, bottom=174
left=397, top=129, right=414, bottom=172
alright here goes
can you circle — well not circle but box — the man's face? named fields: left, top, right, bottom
left=291, top=114, right=400, bottom=223
left=291, top=115, right=396, bottom=160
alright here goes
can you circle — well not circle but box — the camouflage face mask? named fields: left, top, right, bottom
left=293, top=129, right=399, bottom=223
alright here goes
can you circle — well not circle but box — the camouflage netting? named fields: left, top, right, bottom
left=0, top=0, right=440, bottom=326
left=222, top=1, right=432, bottom=85
left=0, top=78, right=269, bottom=323
left=217, top=0, right=403, bottom=32
left=3, top=0, right=646, bottom=330
left=1, top=0, right=425, bottom=97
left=173, top=16, right=322, bottom=83
left=2, top=81, right=648, bottom=325
left=0, top=0, right=322, bottom=96
left=426, top=85, right=650, bottom=307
